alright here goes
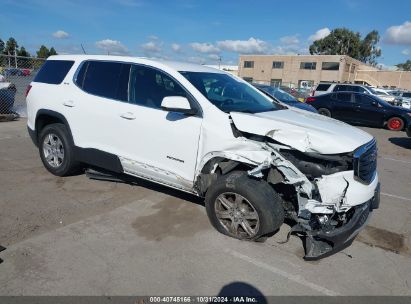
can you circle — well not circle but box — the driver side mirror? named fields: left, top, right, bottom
left=161, top=96, right=197, bottom=115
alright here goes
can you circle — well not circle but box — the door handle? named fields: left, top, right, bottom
left=63, top=100, right=75, bottom=107
left=120, top=112, right=136, bottom=120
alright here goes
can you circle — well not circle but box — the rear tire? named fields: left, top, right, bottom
left=318, top=108, right=331, bottom=117
left=386, top=117, right=404, bottom=131
left=205, top=171, right=284, bottom=241
left=39, top=123, right=81, bottom=176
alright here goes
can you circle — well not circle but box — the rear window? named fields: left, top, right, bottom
left=76, top=61, right=131, bottom=101
left=315, top=83, right=331, bottom=91
left=34, top=60, right=74, bottom=84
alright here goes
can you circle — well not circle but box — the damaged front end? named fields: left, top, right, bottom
left=246, top=137, right=380, bottom=260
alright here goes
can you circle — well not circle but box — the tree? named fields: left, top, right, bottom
left=5, top=37, right=19, bottom=55
left=309, top=28, right=381, bottom=65
left=17, top=46, right=30, bottom=57
left=358, top=30, right=381, bottom=66
left=49, top=47, right=57, bottom=56
left=396, top=60, right=411, bottom=71
left=0, top=38, right=4, bottom=54
left=36, top=45, right=58, bottom=58
left=36, top=45, right=50, bottom=58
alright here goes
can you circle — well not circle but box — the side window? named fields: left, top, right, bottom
left=355, top=86, right=367, bottom=93
left=335, top=93, right=352, bottom=102
left=80, top=61, right=130, bottom=101
left=316, top=83, right=331, bottom=91
left=334, top=85, right=345, bottom=92
left=129, top=65, right=186, bottom=109
left=355, top=94, right=374, bottom=105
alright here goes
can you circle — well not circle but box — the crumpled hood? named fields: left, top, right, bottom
left=230, top=110, right=373, bottom=154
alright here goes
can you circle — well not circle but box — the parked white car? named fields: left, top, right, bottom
left=312, top=83, right=375, bottom=96
left=26, top=55, right=380, bottom=260
left=371, top=88, right=396, bottom=104
left=395, top=91, right=411, bottom=109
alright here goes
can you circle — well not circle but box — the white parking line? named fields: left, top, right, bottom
left=226, top=249, right=339, bottom=296
left=381, top=192, right=411, bottom=202
left=381, top=157, right=411, bottom=165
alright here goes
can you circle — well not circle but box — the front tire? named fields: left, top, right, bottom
left=39, top=123, right=80, bottom=176
left=205, top=171, right=284, bottom=241
left=387, top=117, right=404, bottom=131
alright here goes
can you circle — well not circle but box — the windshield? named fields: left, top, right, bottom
left=270, top=88, right=298, bottom=103
left=373, top=95, right=393, bottom=107
left=366, top=86, right=377, bottom=94
left=374, top=91, right=387, bottom=96
left=180, top=72, right=280, bottom=113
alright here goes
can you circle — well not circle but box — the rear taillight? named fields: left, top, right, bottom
left=25, top=85, right=32, bottom=97
left=306, top=97, right=316, bottom=103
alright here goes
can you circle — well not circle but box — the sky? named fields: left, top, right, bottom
left=1, top=0, right=411, bottom=68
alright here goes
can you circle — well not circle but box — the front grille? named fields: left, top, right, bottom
left=353, top=139, right=377, bottom=184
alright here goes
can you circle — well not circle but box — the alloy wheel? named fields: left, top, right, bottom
left=214, top=192, right=260, bottom=238
left=43, top=133, right=65, bottom=168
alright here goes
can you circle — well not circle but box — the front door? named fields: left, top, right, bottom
left=353, top=94, right=386, bottom=127
left=115, top=64, right=203, bottom=190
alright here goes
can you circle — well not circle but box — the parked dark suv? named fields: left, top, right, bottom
left=306, top=92, right=411, bottom=131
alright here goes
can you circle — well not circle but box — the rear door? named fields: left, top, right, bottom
left=330, top=92, right=355, bottom=122
left=66, top=60, right=131, bottom=153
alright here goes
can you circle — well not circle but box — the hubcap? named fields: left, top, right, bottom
left=214, top=192, right=260, bottom=238
left=389, top=119, right=401, bottom=130
left=43, top=133, right=64, bottom=168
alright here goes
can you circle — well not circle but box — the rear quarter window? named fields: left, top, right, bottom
left=33, top=60, right=74, bottom=84
left=316, top=84, right=331, bottom=91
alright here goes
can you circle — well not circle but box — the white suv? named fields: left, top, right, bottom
left=313, top=83, right=375, bottom=96
left=26, top=55, right=380, bottom=260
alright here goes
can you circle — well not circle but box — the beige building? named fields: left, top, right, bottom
left=238, top=54, right=411, bottom=91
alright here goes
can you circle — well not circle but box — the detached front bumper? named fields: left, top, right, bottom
left=304, top=183, right=380, bottom=260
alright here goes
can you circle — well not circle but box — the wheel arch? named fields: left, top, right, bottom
left=34, top=109, right=74, bottom=145
left=195, top=153, right=258, bottom=196
left=384, top=115, right=406, bottom=130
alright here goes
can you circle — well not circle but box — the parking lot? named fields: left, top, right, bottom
left=0, top=118, right=410, bottom=296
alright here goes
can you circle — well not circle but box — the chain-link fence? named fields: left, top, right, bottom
left=0, top=54, right=45, bottom=120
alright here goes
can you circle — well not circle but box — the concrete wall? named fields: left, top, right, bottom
left=355, top=70, right=411, bottom=90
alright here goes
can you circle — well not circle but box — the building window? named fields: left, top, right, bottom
left=243, top=77, right=253, bottom=83
left=300, top=62, right=317, bottom=70
left=270, top=79, right=282, bottom=87
left=243, top=61, right=254, bottom=68
left=272, top=61, right=284, bottom=69
left=322, top=62, right=340, bottom=71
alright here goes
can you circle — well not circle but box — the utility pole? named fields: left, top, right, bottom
left=218, top=56, right=222, bottom=69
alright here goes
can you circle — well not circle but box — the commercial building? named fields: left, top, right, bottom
left=238, top=54, right=411, bottom=91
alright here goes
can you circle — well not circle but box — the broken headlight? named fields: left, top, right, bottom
left=280, top=149, right=353, bottom=179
